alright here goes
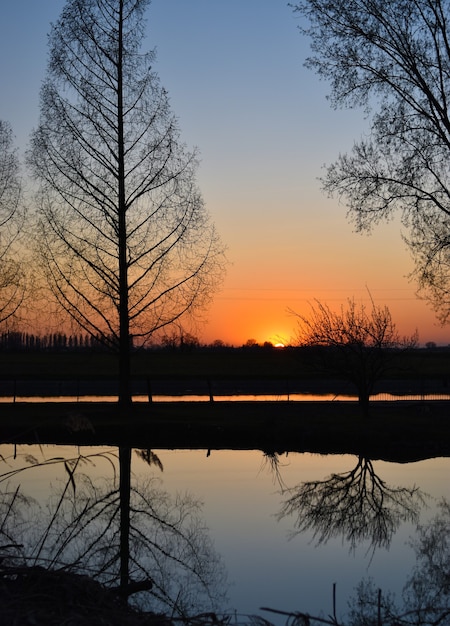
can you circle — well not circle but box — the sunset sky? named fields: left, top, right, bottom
left=1, top=0, right=449, bottom=346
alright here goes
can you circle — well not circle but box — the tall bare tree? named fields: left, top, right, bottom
left=0, top=121, right=25, bottom=325
left=292, top=0, right=450, bottom=324
left=28, top=0, right=225, bottom=406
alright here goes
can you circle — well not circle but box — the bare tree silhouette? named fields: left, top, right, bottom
left=293, top=297, right=417, bottom=415
left=28, top=0, right=225, bottom=406
left=292, top=0, right=450, bottom=323
left=0, top=120, right=26, bottom=325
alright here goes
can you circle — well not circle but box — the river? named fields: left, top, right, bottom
left=0, top=442, right=448, bottom=622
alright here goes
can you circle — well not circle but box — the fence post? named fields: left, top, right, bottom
left=207, top=378, right=214, bottom=402
left=147, top=377, right=152, bottom=403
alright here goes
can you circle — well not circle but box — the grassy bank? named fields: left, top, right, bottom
left=1, top=399, right=449, bottom=463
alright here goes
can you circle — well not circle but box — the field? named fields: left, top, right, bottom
left=1, top=345, right=450, bottom=402
left=1, top=345, right=450, bottom=380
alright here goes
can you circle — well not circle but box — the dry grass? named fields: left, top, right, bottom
left=0, top=565, right=232, bottom=626
left=0, top=565, right=171, bottom=625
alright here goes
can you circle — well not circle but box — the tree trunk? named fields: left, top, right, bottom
left=357, top=380, right=371, bottom=416
left=117, top=0, right=131, bottom=408
left=119, top=445, right=132, bottom=599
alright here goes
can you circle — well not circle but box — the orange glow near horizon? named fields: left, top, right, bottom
left=201, top=289, right=298, bottom=346
left=199, top=218, right=423, bottom=346
left=23, top=283, right=450, bottom=348
left=201, top=285, right=450, bottom=347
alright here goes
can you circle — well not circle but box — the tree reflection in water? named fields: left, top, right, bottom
left=263, top=499, right=450, bottom=626
left=274, top=454, right=427, bottom=551
left=0, top=445, right=228, bottom=619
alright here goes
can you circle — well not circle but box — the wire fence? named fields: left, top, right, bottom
left=0, top=376, right=449, bottom=403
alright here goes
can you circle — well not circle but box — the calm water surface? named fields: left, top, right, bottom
left=1, top=444, right=448, bottom=620
left=2, top=392, right=450, bottom=402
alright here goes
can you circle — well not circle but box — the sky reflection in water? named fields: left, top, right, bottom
left=2, top=393, right=450, bottom=403
left=1, top=445, right=449, bottom=621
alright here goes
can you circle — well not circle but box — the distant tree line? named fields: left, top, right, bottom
left=0, top=328, right=281, bottom=352
left=0, top=331, right=108, bottom=352
left=0, top=329, right=225, bottom=351
left=0, top=330, right=275, bottom=352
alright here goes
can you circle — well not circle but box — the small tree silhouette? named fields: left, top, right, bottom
left=292, top=297, right=417, bottom=414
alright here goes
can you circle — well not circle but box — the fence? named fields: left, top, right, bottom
left=0, top=376, right=449, bottom=403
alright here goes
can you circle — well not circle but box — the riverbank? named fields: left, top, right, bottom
left=1, top=399, right=448, bottom=462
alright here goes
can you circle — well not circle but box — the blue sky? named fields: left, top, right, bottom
left=1, top=0, right=447, bottom=345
